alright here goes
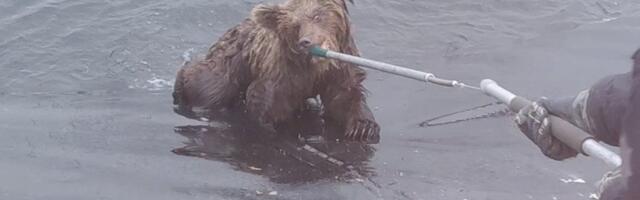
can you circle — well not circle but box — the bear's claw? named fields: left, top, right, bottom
left=346, top=119, right=380, bottom=144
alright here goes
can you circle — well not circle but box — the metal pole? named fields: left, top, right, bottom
left=310, top=46, right=465, bottom=88
left=310, top=46, right=622, bottom=168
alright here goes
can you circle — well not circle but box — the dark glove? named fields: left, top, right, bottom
left=514, top=98, right=579, bottom=161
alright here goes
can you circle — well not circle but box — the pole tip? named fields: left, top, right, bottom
left=309, top=46, right=328, bottom=57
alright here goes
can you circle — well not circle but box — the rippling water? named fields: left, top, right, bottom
left=1, top=0, right=639, bottom=199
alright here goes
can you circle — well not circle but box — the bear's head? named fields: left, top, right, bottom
left=252, top=0, right=354, bottom=65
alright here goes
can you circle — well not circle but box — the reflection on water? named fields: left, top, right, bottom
left=172, top=106, right=376, bottom=184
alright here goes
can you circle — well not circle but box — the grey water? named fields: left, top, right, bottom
left=1, top=0, right=640, bottom=199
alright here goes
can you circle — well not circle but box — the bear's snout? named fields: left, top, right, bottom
left=297, top=37, right=313, bottom=51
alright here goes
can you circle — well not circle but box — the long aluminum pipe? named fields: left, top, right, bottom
left=311, top=47, right=464, bottom=88
left=311, top=46, right=621, bottom=168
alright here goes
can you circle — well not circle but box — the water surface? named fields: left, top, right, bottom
left=2, top=0, right=640, bottom=199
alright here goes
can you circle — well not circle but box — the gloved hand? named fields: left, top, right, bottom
left=514, top=98, right=579, bottom=161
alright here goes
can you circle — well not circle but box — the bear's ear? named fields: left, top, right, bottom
left=251, top=4, right=285, bottom=31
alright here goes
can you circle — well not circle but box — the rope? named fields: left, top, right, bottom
left=419, top=102, right=511, bottom=127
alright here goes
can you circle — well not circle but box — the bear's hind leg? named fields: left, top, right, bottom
left=173, top=61, right=243, bottom=112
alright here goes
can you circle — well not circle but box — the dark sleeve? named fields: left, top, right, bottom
left=543, top=73, right=631, bottom=147
left=544, top=90, right=591, bottom=132
left=620, top=61, right=640, bottom=200
left=584, top=73, right=632, bottom=146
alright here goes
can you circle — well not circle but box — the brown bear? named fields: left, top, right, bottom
left=172, top=0, right=380, bottom=143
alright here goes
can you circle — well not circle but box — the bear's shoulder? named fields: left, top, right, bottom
left=205, top=19, right=257, bottom=61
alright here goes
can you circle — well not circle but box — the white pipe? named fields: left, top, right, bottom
left=325, top=51, right=461, bottom=87
left=583, top=140, right=622, bottom=168
left=480, top=79, right=517, bottom=104
left=326, top=51, right=429, bottom=82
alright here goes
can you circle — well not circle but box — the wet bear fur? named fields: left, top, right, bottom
left=173, top=0, right=380, bottom=143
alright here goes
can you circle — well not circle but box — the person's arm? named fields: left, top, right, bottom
left=620, top=49, right=640, bottom=200
left=517, top=48, right=639, bottom=199
left=601, top=48, right=640, bottom=200
left=516, top=71, right=633, bottom=160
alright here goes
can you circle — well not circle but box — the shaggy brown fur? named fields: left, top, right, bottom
left=173, top=0, right=380, bottom=143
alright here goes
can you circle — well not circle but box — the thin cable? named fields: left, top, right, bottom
left=458, top=83, right=481, bottom=91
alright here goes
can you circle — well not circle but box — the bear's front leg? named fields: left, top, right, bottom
left=245, top=79, right=301, bottom=132
left=344, top=102, right=380, bottom=143
left=320, top=71, right=380, bottom=144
